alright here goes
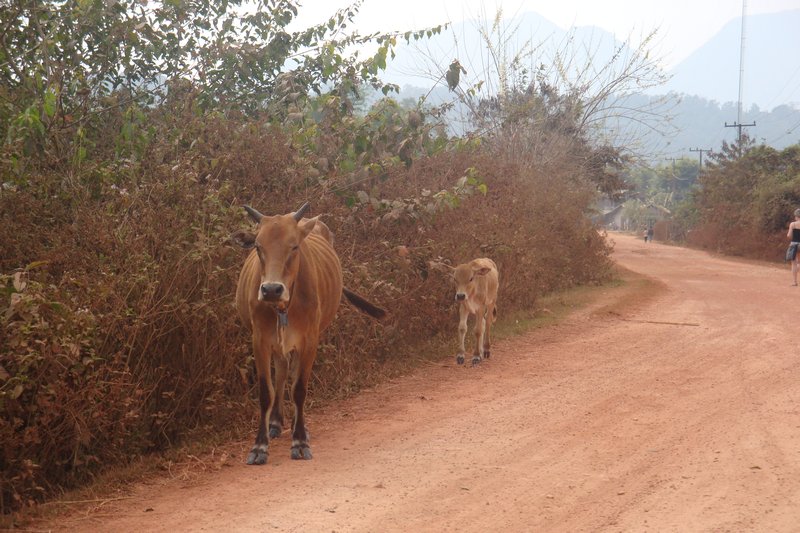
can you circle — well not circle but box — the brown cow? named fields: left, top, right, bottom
left=444, top=258, right=499, bottom=366
left=231, top=203, right=385, bottom=465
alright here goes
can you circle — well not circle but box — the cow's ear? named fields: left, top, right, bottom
left=298, top=216, right=318, bottom=240
left=474, top=267, right=491, bottom=276
left=230, top=230, right=256, bottom=249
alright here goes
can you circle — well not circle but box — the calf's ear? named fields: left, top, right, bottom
left=474, top=267, right=491, bottom=276
left=230, top=230, right=257, bottom=249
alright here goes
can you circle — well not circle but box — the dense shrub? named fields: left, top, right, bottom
left=0, top=107, right=612, bottom=510
left=680, top=139, right=800, bottom=260
left=0, top=0, right=630, bottom=513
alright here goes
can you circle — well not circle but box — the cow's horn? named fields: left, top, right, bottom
left=243, top=205, right=264, bottom=223
left=293, top=202, right=310, bottom=221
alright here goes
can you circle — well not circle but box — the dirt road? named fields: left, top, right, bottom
left=47, top=234, right=800, bottom=531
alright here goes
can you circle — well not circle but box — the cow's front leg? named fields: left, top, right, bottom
left=456, top=304, right=469, bottom=365
left=290, top=347, right=315, bottom=460
left=472, top=306, right=486, bottom=366
left=247, top=334, right=273, bottom=465
left=269, top=355, right=288, bottom=439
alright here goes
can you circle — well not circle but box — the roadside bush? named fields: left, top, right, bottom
left=680, top=140, right=800, bottom=261
left=0, top=109, right=611, bottom=510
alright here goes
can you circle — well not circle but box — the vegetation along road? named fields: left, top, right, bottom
left=47, top=234, right=800, bottom=531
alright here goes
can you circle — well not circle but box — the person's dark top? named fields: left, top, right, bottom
left=792, top=227, right=800, bottom=242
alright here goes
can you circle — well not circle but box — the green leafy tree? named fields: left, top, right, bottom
left=0, top=0, right=439, bottom=175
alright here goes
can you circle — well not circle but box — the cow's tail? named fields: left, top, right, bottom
left=343, top=287, right=387, bottom=320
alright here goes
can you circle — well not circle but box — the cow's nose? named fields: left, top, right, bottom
left=260, top=283, right=284, bottom=300
left=455, top=293, right=466, bottom=301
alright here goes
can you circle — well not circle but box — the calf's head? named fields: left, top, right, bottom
left=429, top=261, right=491, bottom=302
left=451, top=263, right=492, bottom=302
left=231, top=203, right=317, bottom=308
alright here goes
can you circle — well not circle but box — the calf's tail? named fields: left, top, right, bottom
left=343, top=287, right=387, bottom=320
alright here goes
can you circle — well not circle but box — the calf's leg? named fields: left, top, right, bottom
left=472, top=305, right=486, bottom=366
left=483, top=303, right=495, bottom=359
left=456, top=304, right=469, bottom=365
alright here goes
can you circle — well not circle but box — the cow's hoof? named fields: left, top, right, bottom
left=246, top=446, right=268, bottom=465
left=456, top=353, right=465, bottom=365
left=269, top=424, right=282, bottom=439
left=471, top=356, right=481, bottom=366
left=484, top=350, right=490, bottom=359
left=291, top=445, right=313, bottom=460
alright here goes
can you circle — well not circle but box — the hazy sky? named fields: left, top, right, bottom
left=294, top=0, right=798, bottom=69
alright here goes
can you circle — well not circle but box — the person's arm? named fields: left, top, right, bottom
left=788, top=221, right=795, bottom=239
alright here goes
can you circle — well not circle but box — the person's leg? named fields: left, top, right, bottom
left=793, top=257, right=799, bottom=285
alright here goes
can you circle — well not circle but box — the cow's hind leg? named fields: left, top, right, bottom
left=456, top=304, right=469, bottom=365
left=269, top=356, right=288, bottom=439
left=483, top=304, right=495, bottom=359
left=290, top=347, right=315, bottom=460
left=247, top=333, right=273, bottom=465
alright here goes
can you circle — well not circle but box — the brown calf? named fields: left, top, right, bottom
left=231, top=203, right=385, bottom=465
left=446, top=258, right=499, bottom=366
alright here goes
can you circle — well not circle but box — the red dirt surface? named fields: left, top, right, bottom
left=40, top=234, right=800, bottom=531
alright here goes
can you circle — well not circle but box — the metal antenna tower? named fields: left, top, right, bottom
left=737, top=0, right=747, bottom=124
left=725, top=0, right=755, bottom=155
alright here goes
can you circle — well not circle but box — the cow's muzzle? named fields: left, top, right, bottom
left=260, top=282, right=285, bottom=301
left=455, top=293, right=466, bottom=301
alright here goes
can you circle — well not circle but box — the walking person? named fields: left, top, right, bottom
left=786, top=208, right=800, bottom=286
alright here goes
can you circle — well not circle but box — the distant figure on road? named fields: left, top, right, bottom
left=786, top=208, right=800, bottom=286
left=643, top=228, right=648, bottom=242
left=647, top=227, right=654, bottom=243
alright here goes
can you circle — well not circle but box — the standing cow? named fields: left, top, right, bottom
left=442, top=258, right=499, bottom=366
left=230, top=203, right=385, bottom=465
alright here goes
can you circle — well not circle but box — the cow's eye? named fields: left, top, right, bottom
left=291, top=244, right=299, bottom=252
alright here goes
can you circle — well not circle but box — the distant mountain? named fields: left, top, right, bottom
left=662, top=10, right=800, bottom=110
left=384, top=12, right=635, bottom=94
left=385, top=9, right=800, bottom=111
left=378, top=10, right=800, bottom=159
left=613, top=94, right=800, bottom=159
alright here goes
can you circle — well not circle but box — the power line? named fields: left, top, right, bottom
left=765, top=117, right=800, bottom=145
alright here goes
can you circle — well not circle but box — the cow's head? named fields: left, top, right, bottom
left=452, top=263, right=491, bottom=301
left=430, top=261, right=491, bottom=302
left=231, top=203, right=317, bottom=308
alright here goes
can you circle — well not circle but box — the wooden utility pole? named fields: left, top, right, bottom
left=689, top=147, right=712, bottom=167
left=663, top=157, right=678, bottom=206
left=725, top=121, right=756, bottom=154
